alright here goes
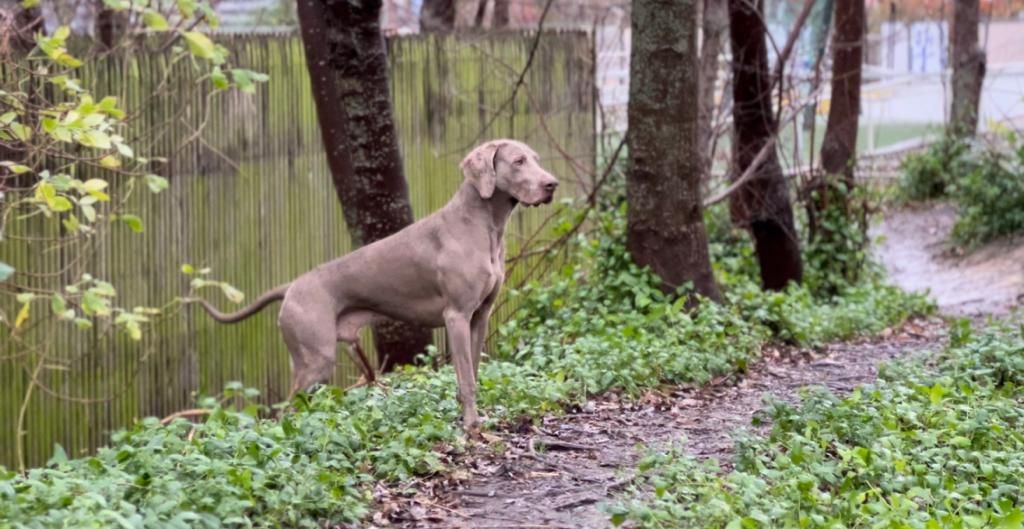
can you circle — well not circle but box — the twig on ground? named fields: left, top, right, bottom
left=531, top=437, right=599, bottom=452
left=159, top=408, right=210, bottom=425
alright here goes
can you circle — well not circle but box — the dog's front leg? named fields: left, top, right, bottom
left=470, top=291, right=498, bottom=373
left=444, top=309, right=480, bottom=435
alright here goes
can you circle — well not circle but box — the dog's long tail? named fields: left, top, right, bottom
left=189, top=283, right=290, bottom=323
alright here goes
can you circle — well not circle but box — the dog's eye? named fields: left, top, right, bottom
left=514, top=157, right=526, bottom=166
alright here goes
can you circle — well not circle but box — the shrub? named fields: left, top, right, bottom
left=950, top=135, right=1024, bottom=246
left=898, top=136, right=975, bottom=201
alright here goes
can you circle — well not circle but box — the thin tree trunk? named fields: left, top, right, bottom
left=727, top=0, right=802, bottom=291
left=420, top=0, right=455, bottom=31
left=95, top=1, right=128, bottom=50
left=627, top=0, right=721, bottom=302
left=473, top=0, right=488, bottom=27
left=493, top=0, right=509, bottom=28
left=819, top=0, right=863, bottom=183
left=949, top=0, right=985, bottom=138
left=697, top=0, right=728, bottom=180
left=805, top=0, right=865, bottom=290
left=297, top=0, right=432, bottom=371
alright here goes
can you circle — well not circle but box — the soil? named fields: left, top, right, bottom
left=872, top=202, right=1024, bottom=317
left=354, top=203, right=1021, bottom=529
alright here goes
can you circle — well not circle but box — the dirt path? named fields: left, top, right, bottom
left=361, top=204, right=1022, bottom=529
left=872, top=202, right=1024, bottom=317
left=371, top=320, right=944, bottom=529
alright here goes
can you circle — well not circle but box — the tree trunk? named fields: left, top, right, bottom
left=297, top=0, right=432, bottom=371
left=949, top=0, right=985, bottom=138
left=420, top=0, right=455, bottom=31
left=0, top=0, right=41, bottom=56
left=697, top=0, right=728, bottom=180
left=493, top=0, right=509, bottom=28
left=95, top=6, right=128, bottom=50
left=805, top=0, right=866, bottom=291
left=627, top=0, right=721, bottom=302
left=473, top=0, right=488, bottom=27
left=819, top=0, right=863, bottom=183
left=727, top=0, right=802, bottom=291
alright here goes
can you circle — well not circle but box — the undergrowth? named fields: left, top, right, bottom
left=615, top=318, right=1024, bottom=529
left=0, top=188, right=932, bottom=527
left=897, top=132, right=1024, bottom=247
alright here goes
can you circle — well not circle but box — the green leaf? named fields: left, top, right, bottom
left=49, top=196, right=73, bottom=212
left=91, top=281, right=116, bottom=297
left=142, top=11, right=169, bottom=31
left=99, top=155, right=121, bottom=169
left=9, top=122, right=31, bottom=141
left=211, top=66, right=229, bottom=90
left=81, top=203, right=97, bottom=223
left=183, top=31, right=216, bottom=60
left=81, top=179, right=108, bottom=193
left=21, top=0, right=40, bottom=8
left=47, top=444, right=68, bottom=466
left=118, top=214, right=144, bottom=233
left=80, top=130, right=112, bottom=149
left=0, top=261, right=13, bottom=282
left=177, top=0, right=196, bottom=17
left=929, top=383, right=946, bottom=406
left=62, top=214, right=80, bottom=233
left=51, top=294, right=67, bottom=316
left=181, top=263, right=195, bottom=275
left=14, top=301, right=30, bottom=329
left=220, top=283, right=245, bottom=304
left=144, top=174, right=169, bottom=193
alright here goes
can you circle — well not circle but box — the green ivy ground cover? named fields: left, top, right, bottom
left=615, top=318, right=1024, bottom=529
left=0, top=204, right=933, bottom=528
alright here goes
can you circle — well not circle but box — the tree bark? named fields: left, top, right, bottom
left=819, top=0, right=863, bottom=183
left=493, top=0, right=509, bottom=28
left=95, top=6, right=128, bottom=50
left=804, top=0, right=866, bottom=291
left=0, top=0, right=41, bottom=56
left=297, top=0, right=432, bottom=371
left=727, top=0, right=802, bottom=291
left=420, top=0, right=455, bottom=31
left=473, top=0, right=488, bottom=27
left=627, top=0, right=721, bottom=302
left=697, top=0, right=728, bottom=180
left=949, top=0, right=985, bottom=138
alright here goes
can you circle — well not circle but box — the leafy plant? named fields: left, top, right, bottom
left=950, top=133, right=1024, bottom=247
left=615, top=320, right=1024, bottom=529
left=0, top=164, right=934, bottom=527
left=898, top=136, right=975, bottom=202
left=1, top=7, right=265, bottom=470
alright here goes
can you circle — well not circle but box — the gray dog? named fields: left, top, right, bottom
left=193, top=139, right=559, bottom=434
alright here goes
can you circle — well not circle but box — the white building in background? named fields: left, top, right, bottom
left=878, top=21, right=949, bottom=74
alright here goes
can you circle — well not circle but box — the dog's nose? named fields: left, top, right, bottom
left=543, top=180, right=559, bottom=192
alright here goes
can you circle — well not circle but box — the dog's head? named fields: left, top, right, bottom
left=460, top=140, right=559, bottom=207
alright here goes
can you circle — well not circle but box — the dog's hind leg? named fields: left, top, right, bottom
left=279, top=305, right=338, bottom=400
left=336, top=310, right=384, bottom=386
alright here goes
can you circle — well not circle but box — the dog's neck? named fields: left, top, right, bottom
left=455, top=182, right=518, bottom=236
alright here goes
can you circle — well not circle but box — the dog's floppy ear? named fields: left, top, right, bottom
left=460, top=141, right=503, bottom=199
